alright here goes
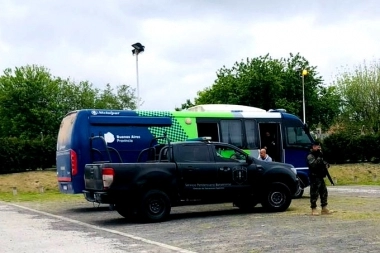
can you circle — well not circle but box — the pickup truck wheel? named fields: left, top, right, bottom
left=261, top=182, right=291, bottom=212
left=139, top=190, right=171, bottom=223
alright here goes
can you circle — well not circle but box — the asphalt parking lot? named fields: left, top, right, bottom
left=2, top=186, right=380, bottom=253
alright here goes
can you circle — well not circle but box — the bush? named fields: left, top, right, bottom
left=322, top=132, right=380, bottom=164
left=0, top=136, right=56, bottom=174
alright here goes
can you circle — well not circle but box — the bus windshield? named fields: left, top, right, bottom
left=57, top=112, right=77, bottom=151
left=285, top=125, right=313, bottom=147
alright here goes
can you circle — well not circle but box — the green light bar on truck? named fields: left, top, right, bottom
left=186, top=137, right=212, bottom=142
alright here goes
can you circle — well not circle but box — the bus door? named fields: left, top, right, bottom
left=258, top=122, right=282, bottom=162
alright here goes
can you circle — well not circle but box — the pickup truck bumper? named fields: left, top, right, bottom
left=83, top=190, right=112, bottom=204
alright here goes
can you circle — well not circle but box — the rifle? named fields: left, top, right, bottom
left=323, top=162, right=335, bottom=186
left=318, top=150, right=335, bottom=186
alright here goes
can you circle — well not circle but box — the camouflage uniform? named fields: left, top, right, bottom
left=307, top=151, right=328, bottom=209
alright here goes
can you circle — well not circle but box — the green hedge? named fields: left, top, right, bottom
left=322, top=132, right=380, bottom=164
left=0, top=136, right=56, bottom=174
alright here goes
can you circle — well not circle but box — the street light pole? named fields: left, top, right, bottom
left=301, top=69, right=308, bottom=124
left=132, top=42, right=145, bottom=110
left=135, top=52, right=139, bottom=110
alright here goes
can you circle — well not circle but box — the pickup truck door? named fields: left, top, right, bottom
left=175, top=144, right=217, bottom=199
left=213, top=144, right=254, bottom=198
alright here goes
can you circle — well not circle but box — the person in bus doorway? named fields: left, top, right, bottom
left=307, top=142, right=334, bottom=216
left=258, top=148, right=272, bottom=162
left=262, top=131, right=275, bottom=157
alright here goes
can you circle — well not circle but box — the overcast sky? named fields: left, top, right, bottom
left=1, top=0, right=380, bottom=110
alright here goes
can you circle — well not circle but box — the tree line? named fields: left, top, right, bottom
left=1, top=52, right=380, bottom=172
left=0, top=65, right=137, bottom=139
left=0, top=65, right=137, bottom=173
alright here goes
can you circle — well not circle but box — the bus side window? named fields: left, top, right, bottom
left=244, top=120, right=259, bottom=149
left=220, top=120, right=243, bottom=148
left=196, top=122, right=220, bottom=141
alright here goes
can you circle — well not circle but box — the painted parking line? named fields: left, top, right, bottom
left=327, top=186, right=380, bottom=194
left=6, top=202, right=197, bottom=253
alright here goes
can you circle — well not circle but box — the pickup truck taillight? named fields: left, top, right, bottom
left=102, top=167, right=114, bottom=189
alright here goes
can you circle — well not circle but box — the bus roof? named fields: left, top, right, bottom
left=64, top=104, right=303, bottom=121
left=186, top=104, right=266, bottom=113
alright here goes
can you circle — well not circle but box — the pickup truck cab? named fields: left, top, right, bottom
left=84, top=138, right=299, bottom=222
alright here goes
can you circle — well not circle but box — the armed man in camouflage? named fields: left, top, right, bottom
left=307, top=142, right=334, bottom=216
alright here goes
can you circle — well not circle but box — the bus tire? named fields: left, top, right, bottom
left=293, top=180, right=305, bottom=199
left=261, top=182, right=291, bottom=212
left=138, top=189, right=171, bottom=223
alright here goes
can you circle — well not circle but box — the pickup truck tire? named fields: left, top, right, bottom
left=261, top=182, right=291, bottom=212
left=138, top=189, right=171, bottom=223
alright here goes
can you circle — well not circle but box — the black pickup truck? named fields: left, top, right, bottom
left=83, top=139, right=299, bottom=223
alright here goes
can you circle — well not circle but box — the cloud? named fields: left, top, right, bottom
left=247, top=15, right=380, bottom=78
left=1, top=0, right=380, bottom=110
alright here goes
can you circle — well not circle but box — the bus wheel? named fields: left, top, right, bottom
left=138, top=189, right=171, bottom=223
left=261, top=182, right=291, bottom=212
left=293, top=181, right=305, bottom=199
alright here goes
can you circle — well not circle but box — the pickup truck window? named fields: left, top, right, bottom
left=177, top=145, right=212, bottom=162
left=214, top=144, right=247, bottom=163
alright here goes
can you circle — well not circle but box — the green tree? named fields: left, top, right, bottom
left=178, top=53, right=341, bottom=129
left=0, top=65, right=137, bottom=139
left=95, top=84, right=137, bottom=110
left=175, top=99, right=195, bottom=111
left=0, top=65, right=62, bottom=138
left=316, top=86, right=342, bottom=131
left=95, top=84, right=120, bottom=109
left=55, top=79, right=100, bottom=120
left=336, top=60, right=380, bottom=134
left=116, top=84, right=137, bottom=110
